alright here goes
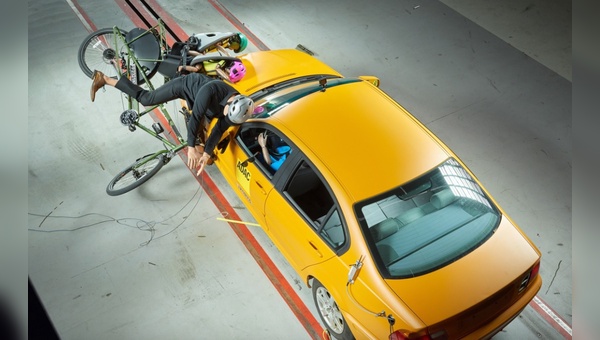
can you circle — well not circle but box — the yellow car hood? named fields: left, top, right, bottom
left=384, top=218, right=540, bottom=326
left=234, top=49, right=342, bottom=94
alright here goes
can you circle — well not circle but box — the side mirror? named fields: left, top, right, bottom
left=358, top=76, right=380, bottom=87
left=241, top=152, right=259, bottom=167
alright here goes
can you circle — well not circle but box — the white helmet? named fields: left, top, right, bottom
left=227, top=95, right=255, bottom=124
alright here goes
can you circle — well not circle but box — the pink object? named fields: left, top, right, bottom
left=229, top=61, right=246, bottom=83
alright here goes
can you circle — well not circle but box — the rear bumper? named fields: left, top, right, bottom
left=464, top=274, right=542, bottom=340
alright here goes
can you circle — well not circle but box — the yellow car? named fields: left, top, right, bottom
left=210, top=49, right=542, bottom=340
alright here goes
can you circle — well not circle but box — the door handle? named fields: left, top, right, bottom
left=308, top=241, right=322, bottom=258
left=255, top=180, right=266, bottom=195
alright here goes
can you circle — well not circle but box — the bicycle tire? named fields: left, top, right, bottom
left=78, top=27, right=128, bottom=80
left=106, top=153, right=165, bottom=196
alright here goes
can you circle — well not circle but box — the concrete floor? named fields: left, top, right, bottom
left=27, top=0, right=571, bottom=339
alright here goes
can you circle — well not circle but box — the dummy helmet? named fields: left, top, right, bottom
left=228, top=61, right=246, bottom=83
left=233, top=33, right=248, bottom=53
left=227, top=95, right=255, bottom=124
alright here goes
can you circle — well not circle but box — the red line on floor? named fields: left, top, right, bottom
left=67, top=0, right=98, bottom=33
left=113, top=0, right=148, bottom=30
left=114, top=0, right=185, bottom=46
left=139, top=0, right=188, bottom=42
left=529, top=296, right=572, bottom=339
left=113, top=0, right=167, bottom=44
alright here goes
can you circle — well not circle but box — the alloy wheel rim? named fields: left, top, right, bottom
left=316, top=287, right=344, bottom=333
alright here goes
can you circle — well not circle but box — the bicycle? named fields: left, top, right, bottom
left=78, top=20, right=248, bottom=196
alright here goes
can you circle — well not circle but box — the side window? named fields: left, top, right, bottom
left=319, top=209, right=345, bottom=248
left=284, top=160, right=345, bottom=249
left=236, top=126, right=292, bottom=177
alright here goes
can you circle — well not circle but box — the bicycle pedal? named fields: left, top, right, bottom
left=152, top=122, right=164, bottom=134
left=120, top=109, right=139, bottom=126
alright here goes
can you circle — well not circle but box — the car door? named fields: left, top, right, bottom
left=218, top=124, right=294, bottom=226
left=264, top=157, right=346, bottom=272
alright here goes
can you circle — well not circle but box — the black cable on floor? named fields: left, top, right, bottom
left=28, top=181, right=206, bottom=247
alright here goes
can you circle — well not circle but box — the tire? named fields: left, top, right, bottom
left=106, top=154, right=165, bottom=196
left=78, top=28, right=128, bottom=80
left=312, top=279, right=355, bottom=340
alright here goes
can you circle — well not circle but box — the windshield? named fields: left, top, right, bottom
left=355, top=158, right=501, bottom=278
left=250, top=76, right=359, bottom=118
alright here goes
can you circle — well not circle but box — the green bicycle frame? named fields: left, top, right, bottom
left=109, top=20, right=189, bottom=157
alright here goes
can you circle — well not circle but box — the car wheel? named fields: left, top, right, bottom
left=312, top=279, right=354, bottom=340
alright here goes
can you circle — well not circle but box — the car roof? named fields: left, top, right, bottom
left=266, top=80, right=451, bottom=202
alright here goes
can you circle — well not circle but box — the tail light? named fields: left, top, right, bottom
left=530, top=261, right=540, bottom=280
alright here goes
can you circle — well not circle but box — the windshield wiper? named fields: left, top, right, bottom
left=250, top=74, right=340, bottom=99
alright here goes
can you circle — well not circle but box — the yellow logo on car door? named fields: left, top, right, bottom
left=236, top=159, right=251, bottom=194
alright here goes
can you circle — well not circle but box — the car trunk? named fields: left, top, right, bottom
left=383, top=218, right=540, bottom=338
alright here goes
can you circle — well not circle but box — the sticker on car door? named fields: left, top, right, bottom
left=236, top=158, right=251, bottom=194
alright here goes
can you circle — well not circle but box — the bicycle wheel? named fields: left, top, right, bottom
left=106, top=153, right=165, bottom=196
left=78, top=27, right=128, bottom=79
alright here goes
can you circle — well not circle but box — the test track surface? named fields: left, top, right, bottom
left=67, top=0, right=572, bottom=339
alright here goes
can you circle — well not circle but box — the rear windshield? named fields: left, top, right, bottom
left=355, top=158, right=501, bottom=278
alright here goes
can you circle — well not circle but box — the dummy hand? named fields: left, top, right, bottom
left=196, top=154, right=211, bottom=176
left=258, top=132, right=267, bottom=148
left=187, top=146, right=202, bottom=171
